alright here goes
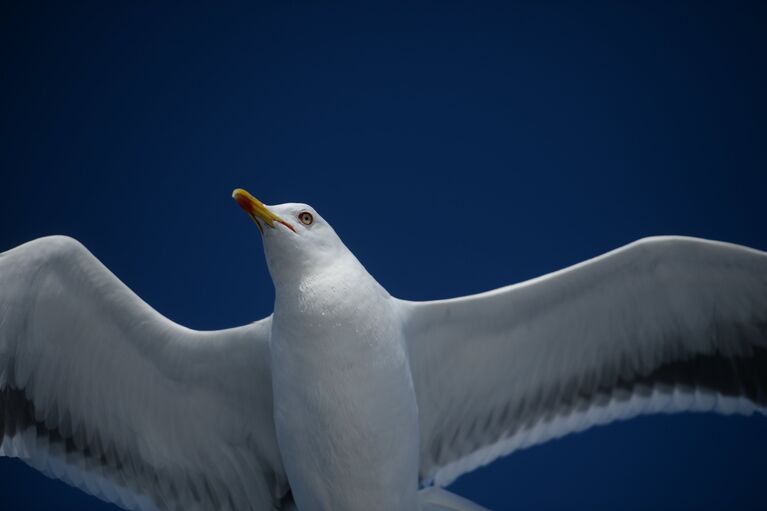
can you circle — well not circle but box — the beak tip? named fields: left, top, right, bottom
left=231, top=188, right=294, bottom=233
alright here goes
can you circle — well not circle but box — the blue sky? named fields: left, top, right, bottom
left=1, top=1, right=766, bottom=510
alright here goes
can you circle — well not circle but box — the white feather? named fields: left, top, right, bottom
left=0, top=236, right=287, bottom=510
left=400, top=236, right=767, bottom=486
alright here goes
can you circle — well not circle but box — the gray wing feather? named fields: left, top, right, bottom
left=399, top=236, right=767, bottom=486
left=0, top=236, right=288, bottom=510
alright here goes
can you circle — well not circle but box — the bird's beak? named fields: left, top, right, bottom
left=232, top=188, right=296, bottom=233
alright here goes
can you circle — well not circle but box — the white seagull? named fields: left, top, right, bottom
left=1, top=188, right=766, bottom=511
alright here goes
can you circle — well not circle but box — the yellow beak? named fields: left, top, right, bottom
left=232, top=188, right=296, bottom=233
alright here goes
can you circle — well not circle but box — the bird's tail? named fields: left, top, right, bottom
left=418, top=487, right=490, bottom=511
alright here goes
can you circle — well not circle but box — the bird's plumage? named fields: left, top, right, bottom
left=0, top=236, right=287, bottom=510
left=1, top=218, right=766, bottom=511
left=399, top=236, right=767, bottom=487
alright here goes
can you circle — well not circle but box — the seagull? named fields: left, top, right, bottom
left=1, top=188, right=766, bottom=511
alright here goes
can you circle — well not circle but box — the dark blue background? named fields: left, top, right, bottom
left=1, top=1, right=766, bottom=510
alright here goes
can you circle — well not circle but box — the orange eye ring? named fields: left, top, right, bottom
left=298, top=212, right=314, bottom=225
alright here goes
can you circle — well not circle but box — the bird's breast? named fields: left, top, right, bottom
left=269, top=273, right=420, bottom=511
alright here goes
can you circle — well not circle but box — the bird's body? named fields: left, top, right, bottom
left=270, top=242, right=419, bottom=511
left=1, top=189, right=766, bottom=511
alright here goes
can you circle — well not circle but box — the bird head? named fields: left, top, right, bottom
left=232, top=188, right=348, bottom=285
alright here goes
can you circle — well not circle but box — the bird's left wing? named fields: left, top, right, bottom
left=397, top=236, right=767, bottom=488
left=0, top=236, right=288, bottom=510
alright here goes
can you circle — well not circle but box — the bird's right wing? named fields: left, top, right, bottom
left=0, top=236, right=288, bottom=511
left=398, top=236, right=767, bottom=488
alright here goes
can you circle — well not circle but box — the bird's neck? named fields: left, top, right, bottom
left=271, top=251, right=391, bottom=337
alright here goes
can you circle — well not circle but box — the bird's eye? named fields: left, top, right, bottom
left=298, top=212, right=314, bottom=225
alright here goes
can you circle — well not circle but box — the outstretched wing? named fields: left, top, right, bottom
left=0, top=236, right=287, bottom=511
left=398, top=236, right=767, bottom=487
